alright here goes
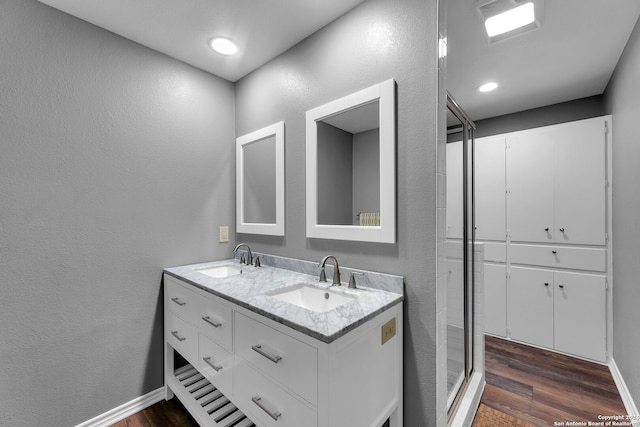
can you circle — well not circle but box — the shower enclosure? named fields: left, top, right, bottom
left=445, top=93, right=476, bottom=415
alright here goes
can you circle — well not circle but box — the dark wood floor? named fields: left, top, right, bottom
left=478, top=335, right=627, bottom=426
left=111, top=398, right=198, bottom=427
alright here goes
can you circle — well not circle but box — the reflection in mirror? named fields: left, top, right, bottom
left=236, top=122, right=284, bottom=236
left=306, top=79, right=395, bottom=243
left=316, top=101, right=380, bottom=226
left=243, top=135, right=276, bottom=224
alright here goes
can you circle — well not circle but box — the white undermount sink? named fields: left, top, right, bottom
left=198, top=265, right=247, bottom=278
left=266, top=284, right=356, bottom=313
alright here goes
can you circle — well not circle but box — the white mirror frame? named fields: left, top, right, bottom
left=236, top=121, right=285, bottom=236
left=305, top=79, right=396, bottom=243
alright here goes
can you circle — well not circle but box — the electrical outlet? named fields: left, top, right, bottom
left=219, top=226, right=229, bottom=243
left=381, top=317, right=396, bottom=345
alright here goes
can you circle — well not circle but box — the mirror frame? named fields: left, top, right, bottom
left=305, top=79, right=396, bottom=243
left=236, top=121, right=285, bottom=236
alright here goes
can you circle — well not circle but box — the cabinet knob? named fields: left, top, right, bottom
left=552, top=250, right=557, bottom=255
left=559, top=284, right=565, bottom=289
left=544, top=282, right=549, bottom=287
left=544, top=227, right=549, bottom=232
left=559, top=228, right=565, bottom=233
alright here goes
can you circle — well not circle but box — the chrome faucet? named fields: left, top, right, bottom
left=233, top=243, right=253, bottom=266
left=318, top=255, right=341, bottom=286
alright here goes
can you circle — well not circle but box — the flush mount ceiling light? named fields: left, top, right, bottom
left=478, top=82, right=499, bottom=92
left=476, top=0, right=543, bottom=44
left=209, top=37, right=238, bottom=55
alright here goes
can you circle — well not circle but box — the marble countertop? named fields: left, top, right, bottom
left=164, top=258, right=403, bottom=343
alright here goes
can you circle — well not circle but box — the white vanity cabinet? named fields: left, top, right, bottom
left=163, top=274, right=403, bottom=427
left=509, top=266, right=606, bottom=362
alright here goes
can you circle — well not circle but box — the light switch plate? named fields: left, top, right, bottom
left=219, top=226, right=229, bottom=243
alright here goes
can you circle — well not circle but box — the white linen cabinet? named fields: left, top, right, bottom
left=445, top=116, right=611, bottom=361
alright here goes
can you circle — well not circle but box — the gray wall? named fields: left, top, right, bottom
left=235, top=0, right=439, bottom=424
left=604, top=15, right=640, bottom=408
left=0, top=1, right=235, bottom=426
left=317, top=122, right=353, bottom=225
left=353, top=129, right=381, bottom=220
left=472, top=95, right=605, bottom=138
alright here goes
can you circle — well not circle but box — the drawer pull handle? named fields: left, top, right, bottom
left=171, top=297, right=186, bottom=306
left=171, top=331, right=186, bottom=342
left=202, top=316, right=222, bottom=328
left=251, top=396, right=281, bottom=421
left=202, top=356, right=222, bottom=372
left=252, top=344, right=282, bottom=364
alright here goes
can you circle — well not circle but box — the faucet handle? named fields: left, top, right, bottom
left=254, top=256, right=261, bottom=267
left=348, top=272, right=364, bottom=289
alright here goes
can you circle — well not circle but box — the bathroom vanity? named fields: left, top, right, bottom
left=163, top=255, right=404, bottom=427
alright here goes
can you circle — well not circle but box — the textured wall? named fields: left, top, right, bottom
left=604, top=15, right=640, bottom=409
left=235, top=0, right=439, bottom=424
left=0, top=1, right=235, bottom=425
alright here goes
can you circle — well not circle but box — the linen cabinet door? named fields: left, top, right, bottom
left=446, top=140, right=464, bottom=239
left=509, top=266, right=554, bottom=348
left=484, top=263, right=506, bottom=337
left=475, top=136, right=506, bottom=241
left=553, top=118, right=606, bottom=245
left=507, top=129, right=555, bottom=243
left=554, top=271, right=606, bottom=362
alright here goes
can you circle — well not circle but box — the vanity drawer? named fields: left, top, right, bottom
left=234, top=312, right=318, bottom=405
left=198, top=334, right=233, bottom=398
left=165, top=277, right=201, bottom=326
left=234, top=359, right=317, bottom=427
left=510, top=244, right=606, bottom=272
left=198, top=295, right=233, bottom=352
left=166, top=312, right=198, bottom=364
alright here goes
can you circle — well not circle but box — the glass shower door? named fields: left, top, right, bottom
left=445, top=93, right=476, bottom=414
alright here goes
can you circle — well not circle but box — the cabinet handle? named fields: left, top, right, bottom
left=171, top=297, right=186, bottom=306
left=202, top=316, right=222, bottom=328
left=552, top=250, right=557, bottom=255
left=559, top=284, right=565, bottom=289
left=251, top=396, right=281, bottom=421
left=251, top=344, right=282, bottom=364
left=544, top=227, right=549, bottom=232
left=544, top=282, right=549, bottom=287
left=202, top=356, right=222, bottom=372
left=559, top=228, right=565, bottom=232
left=171, top=331, right=186, bottom=342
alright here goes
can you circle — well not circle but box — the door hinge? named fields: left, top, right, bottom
left=605, top=232, right=609, bottom=242
left=604, top=121, right=609, bottom=135
left=605, top=278, right=609, bottom=290
left=605, top=179, right=609, bottom=188
left=506, top=230, right=511, bottom=239
left=506, top=327, right=512, bottom=338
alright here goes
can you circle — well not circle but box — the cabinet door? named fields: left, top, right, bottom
left=553, top=118, right=606, bottom=245
left=507, top=129, right=555, bottom=243
left=446, top=141, right=464, bottom=239
left=484, top=263, right=506, bottom=337
left=476, top=136, right=506, bottom=241
left=554, top=271, right=606, bottom=362
left=509, top=266, right=554, bottom=348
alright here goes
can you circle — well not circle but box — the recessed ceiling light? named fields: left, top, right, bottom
left=478, top=82, right=498, bottom=92
left=209, top=37, right=238, bottom=56
left=484, top=2, right=535, bottom=38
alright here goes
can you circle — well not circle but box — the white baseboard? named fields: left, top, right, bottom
left=75, top=387, right=165, bottom=427
left=609, top=358, right=640, bottom=426
left=450, top=372, right=485, bottom=427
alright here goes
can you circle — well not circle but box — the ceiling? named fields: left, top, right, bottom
left=37, top=0, right=367, bottom=82
left=37, top=0, right=640, bottom=122
left=447, top=0, right=640, bottom=122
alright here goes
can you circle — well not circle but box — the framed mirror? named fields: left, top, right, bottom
left=236, top=121, right=285, bottom=236
left=305, top=79, right=396, bottom=243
